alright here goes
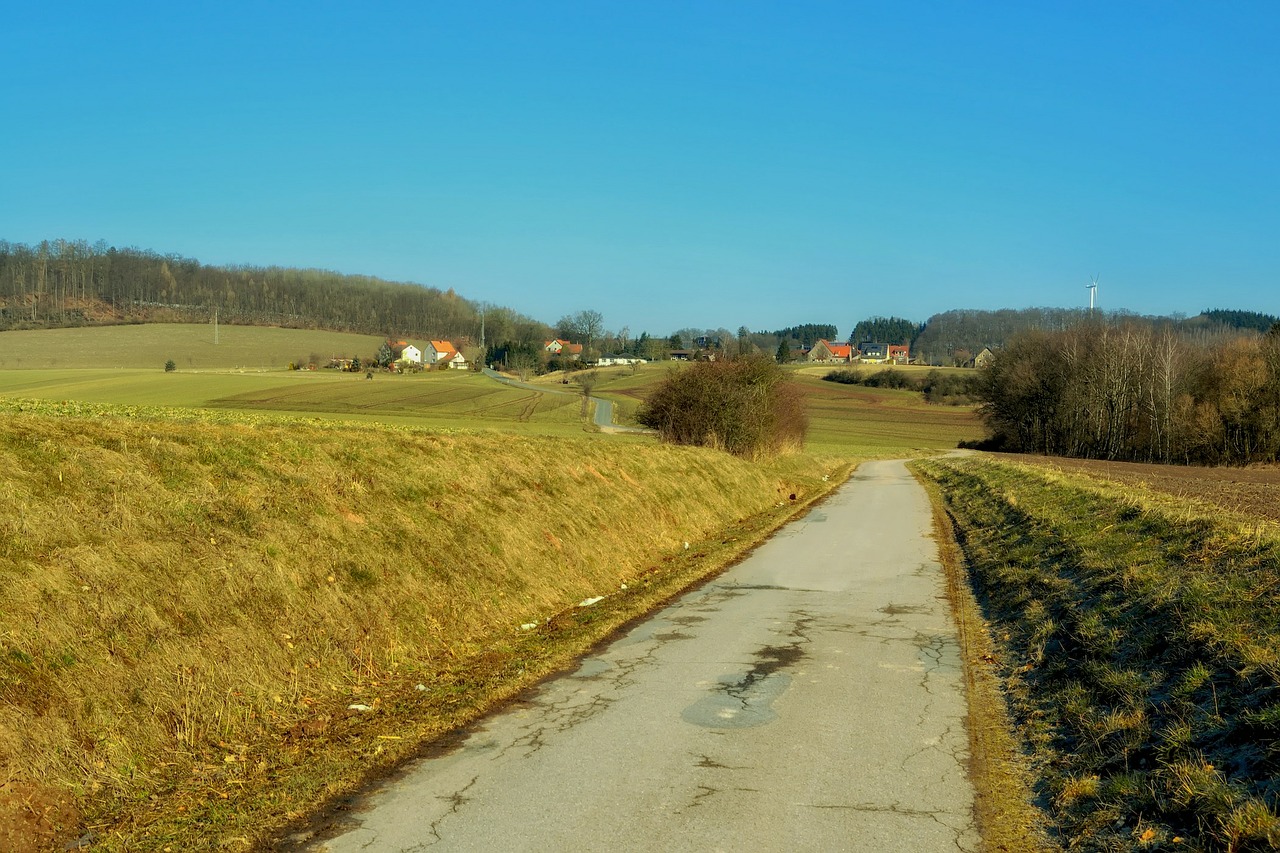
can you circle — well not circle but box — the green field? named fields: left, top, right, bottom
left=0, top=368, right=590, bottom=435
left=0, top=322, right=385, bottom=370
left=577, top=360, right=985, bottom=456
left=0, top=326, right=985, bottom=453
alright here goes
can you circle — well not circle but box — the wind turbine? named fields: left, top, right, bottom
left=1086, top=274, right=1099, bottom=312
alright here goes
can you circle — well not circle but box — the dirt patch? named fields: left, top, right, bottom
left=0, top=781, right=82, bottom=853
left=996, top=453, right=1280, bottom=525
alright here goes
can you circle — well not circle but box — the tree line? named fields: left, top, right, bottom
left=913, top=307, right=1278, bottom=367
left=0, top=238, right=549, bottom=344
left=976, top=320, right=1280, bottom=465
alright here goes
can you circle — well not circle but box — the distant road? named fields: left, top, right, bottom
left=301, top=460, right=977, bottom=852
left=482, top=368, right=650, bottom=434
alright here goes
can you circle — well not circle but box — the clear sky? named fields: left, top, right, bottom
left=3, top=1, right=1277, bottom=338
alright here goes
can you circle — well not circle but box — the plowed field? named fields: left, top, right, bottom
left=996, top=453, right=1280, bottom=525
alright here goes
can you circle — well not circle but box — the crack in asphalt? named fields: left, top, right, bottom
left=693, top=753, right=750, bottom=770
left=806, top=800, right=978, bottom=852
left=681, top=611, right=813, bottom=729
left=422, top=775, right=479, bottom=847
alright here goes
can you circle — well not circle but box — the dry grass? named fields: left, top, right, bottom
left=0, top=400, right=845, bottom=850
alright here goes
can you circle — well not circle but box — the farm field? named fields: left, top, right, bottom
left=0, top=323, right=385, bottom=370
left=574, top=361, right=985, bottom=456
left=0, top=368, right=589, bottom=435
left=0, top=326, right=986, bottom=454
left=791, top=369, right=982, bottom=455
left=1002, top=453, right=1280, bottom=527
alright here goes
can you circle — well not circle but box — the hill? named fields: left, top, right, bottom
left=0, top=239, right=548, bottom=344
left=0, top=323, right=385, bottom=371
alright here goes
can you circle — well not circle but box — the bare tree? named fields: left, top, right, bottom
left=556, top=309, right=605, bottom=352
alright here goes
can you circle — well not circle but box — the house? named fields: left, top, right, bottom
left=597, top=353, right=646, bottom=366
left=807, top=340, right=854, bottom=363
left=544, top=339, right=585, bottom=359
left=858, top=342, right=889, bottom=363
left=387, top=340, right=422, bottom=365
left=427, top=341, right=457, bottom=364
left=444, top=350, right=468, bottom=370
left=972, top=347, right=996, bottom=368
left=669, top=349, right=692, bottom=361
left=887, top=344, right=910, bottom=364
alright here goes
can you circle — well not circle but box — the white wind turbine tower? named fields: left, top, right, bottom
left=1086, top=274, right=1099, bottom=312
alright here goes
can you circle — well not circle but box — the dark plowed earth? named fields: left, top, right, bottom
left=996, top=453, right=1280, bottom=524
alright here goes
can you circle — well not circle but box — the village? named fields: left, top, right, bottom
left=316, top=335, right=966, bottom=374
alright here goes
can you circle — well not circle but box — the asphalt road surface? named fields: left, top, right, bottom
left=302, top=459, right=977, bottom=852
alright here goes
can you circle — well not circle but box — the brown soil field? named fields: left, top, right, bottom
left=995, top=453, right=1280, bottom=525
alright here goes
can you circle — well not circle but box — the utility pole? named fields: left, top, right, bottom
left=214, top=307, right=219, bottom=344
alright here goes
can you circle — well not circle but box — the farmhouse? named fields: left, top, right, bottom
left=386, top=340, right=423, bottom=366
left=887, top=344, right=910, bottom=364
left=972, top=347, right=996, bottom=368
left=544, top=339, right=584, bottom=359
left=427, top=340, right=458, bottom=364
left=807, top=340, right=854, bottom=363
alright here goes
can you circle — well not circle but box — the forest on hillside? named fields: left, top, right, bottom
left=977, top=321, right=1280, bottom=465
left=0, top=238, right=550, bottom=344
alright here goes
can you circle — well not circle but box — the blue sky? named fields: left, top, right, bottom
left=3, top=1, right=1277, bottom=338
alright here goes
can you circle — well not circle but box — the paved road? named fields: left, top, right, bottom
left=303, top=460, right=977, bottom=852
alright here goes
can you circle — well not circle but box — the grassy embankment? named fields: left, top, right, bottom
left=0, top=398, right=847, bottom=850
left=915, top=455, right=1280, bottom=851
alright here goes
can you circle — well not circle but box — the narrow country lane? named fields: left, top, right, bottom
left=298, top=460, right=977, bottom=852
left=481, top=368, right=650, bottom=433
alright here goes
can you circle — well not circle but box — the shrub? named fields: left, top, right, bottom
left=823, top=368, right=864, bottom=385
left=862, top=368, right=917, bottom=390
left=921, top=369, right=984, bottom=404
left=164, top=359, right=176, bottom=372
left=637, top=356, right=806, bottom=458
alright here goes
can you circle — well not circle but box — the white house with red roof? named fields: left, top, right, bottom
left=388, top=340, right=422, bottom=365
left=544, top=339, right=585, bottom=359
left=427, top=340, right=457, bottom=364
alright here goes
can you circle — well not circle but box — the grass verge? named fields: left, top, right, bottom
left=912, top=462, right=1056, bottom=852
left=915, top=455, right=1280, bottom=852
